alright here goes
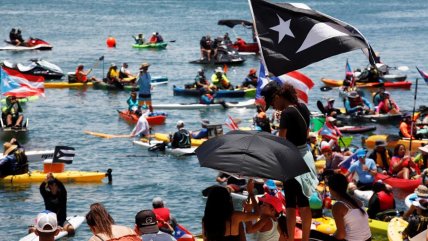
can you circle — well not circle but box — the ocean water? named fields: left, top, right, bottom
left=0, top=0, right=428, bottom=239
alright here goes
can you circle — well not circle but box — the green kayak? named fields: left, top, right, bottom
left=132, top=42, right=167, bottom=49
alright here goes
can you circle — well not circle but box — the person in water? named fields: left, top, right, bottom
left=75, top=64, right=98, bottom=83
left=137, top=63, right=153, bottom=113
left=241, top=68, right=258, bottom=88
left=170, top=120, right=191, bottom=149
left=376, top=91, right=400, bottom=115
left=344, top=91, right=374, bottom=115
left=134, top=210, right=176, bottom=241
left=0, top=138, right=28, bottom=178
left=2, top=95, right=24, bottom=128
left=211, top=67, right=232, bottom=90
left=33, top=211, right=60, bottom=241
left=40, top=173, right=75, bottom=234
left=134, top=33, right=145, bottom=45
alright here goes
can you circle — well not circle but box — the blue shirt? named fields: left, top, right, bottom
left=137, top=72, right=151, bottom=95
left=348, top=158, right=376, bottom=184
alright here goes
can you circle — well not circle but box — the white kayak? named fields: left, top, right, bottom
left=0, top=44, right=52, bottom=51
left=19, top=215, right=85, bottom=241
left=1, top=150, right=54, bottom=162
left=133, top=140, right=196, bottom=156
left=152, top=99, right=255, bottom=110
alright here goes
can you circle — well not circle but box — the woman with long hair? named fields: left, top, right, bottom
left=390, top=144, right=418, bottom=179
left=261, top=82, right=318, bottom=241
left=202, top=182, right=258, bottom=241
left=328, top=173, right=371, bottom=241
left=86, top=203, right=140, bottom=241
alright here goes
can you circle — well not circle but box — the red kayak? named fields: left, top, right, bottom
left=375, top=173, right=421, bottom=193
left=117, top=110, right=166, bottom=125
left=321, top=78, right=412, bottom=89
left=337, top=125, right=376, bottom=134
left=233, top=42, right=259, bottom=53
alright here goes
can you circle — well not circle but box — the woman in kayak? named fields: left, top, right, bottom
left=389, top=144, right=419, bottom=179
left=86, top=203, right=141, bottom=241
left=375, top=92, right=400, bottom=115
left=75, top=64, right=99, bottom=83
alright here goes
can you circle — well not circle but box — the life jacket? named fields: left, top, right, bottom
left=13, top=148, right=28, bottom=174
left=177, top=129, right=191, bottom=148
left=200, top=94, right=214, bottom=104
left=374, top=151, right=390, bottom=170
left=348, top=96, right=363, bottom=108
left=377, top=191, right=394, bottom=211
left=75, top=69, right=87, bottom=82
left=153, top=207, right=171, bottom=228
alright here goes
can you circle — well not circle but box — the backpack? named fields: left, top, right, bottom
left=403, top=215, right=428, bottom=238
left=14, top=148, right=28, bottom=174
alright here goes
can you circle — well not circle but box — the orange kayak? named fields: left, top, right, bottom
left=117, top=110, right=166, bottom=125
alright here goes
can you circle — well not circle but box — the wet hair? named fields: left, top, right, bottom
left=203, top=186, right=234, bottom=241
left=393, top=144, right=405, bottom=157
left=328, top=173, right=365, bottom=214
left=276, top=83, right=298, bottom=105
left=86, top=203, right=115, bottom=238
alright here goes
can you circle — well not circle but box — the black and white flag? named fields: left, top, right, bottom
left=249, top=0, right=376, bottom=76
left=52, top=146, right=75, bottom=164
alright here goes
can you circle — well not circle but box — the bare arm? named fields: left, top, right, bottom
left=245, top=217, right=271, bottom=233
left=332, top=203, right=347, bottom=240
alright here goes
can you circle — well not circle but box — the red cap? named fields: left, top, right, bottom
left=249, top=68, right=257, bottom=75
left=258, top=195, right=283, bottom=213
left=321, top=145, right=331, bottom=153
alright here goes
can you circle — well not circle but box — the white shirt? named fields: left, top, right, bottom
left=131, top=115, right=150, bottom=137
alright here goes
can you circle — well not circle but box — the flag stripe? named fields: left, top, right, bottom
left=3, top=68, right=44, bottom=82
left=416, top=66, right=428, bottom=84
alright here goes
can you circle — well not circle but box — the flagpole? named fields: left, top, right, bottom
left=247, top=0, right=269, bottom=75
left=409, top=77, right=419, bottom=153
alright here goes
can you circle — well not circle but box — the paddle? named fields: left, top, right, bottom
left=320, top=86, right=333, bottom=91
left=84, top=130, right=131, bottom=139
left=169, top=40, right=176, bottom=43
left=317, top=100, right=327, bottom=115
left=87, top=56, right=104, bottom=75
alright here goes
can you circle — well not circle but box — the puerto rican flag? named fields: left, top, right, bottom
left=224, top=115, right=239, bottom=130
left=0, top=67, right=44, bottom=97
left=256, top=62, right=314, bottom=103
left=416, top=66, right=428, bottom=84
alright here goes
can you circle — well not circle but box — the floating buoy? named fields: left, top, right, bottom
left=106, top=36, right=116, bottom=48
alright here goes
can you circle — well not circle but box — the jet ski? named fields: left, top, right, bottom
left=190, top=44, right=245, bottom=65
left=1, top=38, right=53, bottom=51
left=1, top=59, right=64, bottom=80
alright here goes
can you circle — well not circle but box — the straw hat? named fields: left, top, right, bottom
left=140, top=63, right=150, bottom=69
left=415, top=185, right=428, bottom=198
left=3, top=142, right=17, bottom=156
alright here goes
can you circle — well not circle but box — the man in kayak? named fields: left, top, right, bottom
left=191, top=119, right=210, bottom=139
left=344, top=91, right=374, bottom=115
left=2, top=95, right=24, bottom=129
left=33, top=211, right=60, bottom=241
left=152, top=197, right=178, bottom=234
left=241, top=68, right=258, bottom=88
left=346, top=149, right=377, bottom=190
left=324, top=98, right=341, bottom=117
left=40, top=173, right=75, bottom=234
left=134, top=210, right=177, bottom=241
left=170, top=120, right=191, bottom=148
left=194, top=69, right=212, bottom=91
left=105, top=63, right=123, bottom=88
left=133, top=33, right=145, bottom=45
left=119, top=63, right=136, bottom=83
left=0, top=138, right=28, bottom=178
left=368, top=140, right=392, bottom=174
left=75, top=64, right=99, bottom=83
left=211, top=67, right=232, bottom=90
left=155, top=32, right=164, bottom=43
left=200, top=35, right=212, bottom=62
left=137, top=63, right=153, bottom=112
left=375, top=91, right=400, bottom=115
left=130, top=115, right=151, bottom=138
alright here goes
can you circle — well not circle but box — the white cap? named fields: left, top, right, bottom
left=177, top=120, right=184, bottom=128
left=152, top=197, right=164, bottom=205
left=35, top=211, right=58, bottom=233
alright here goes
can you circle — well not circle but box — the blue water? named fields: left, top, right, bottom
left=1, top=0, right=428, bottom=239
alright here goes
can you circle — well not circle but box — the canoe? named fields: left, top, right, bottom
left=337, top=125, right=376, bottom=134
left=1, top=170, right=108, bottom=183
left=375, top=173, right=421, bottom=193
left=154, top=133, right=206, bottom=147
left=132, top=42, right=167, bottom=49
left=44, top=82, right=93, bottom=88
left=152, top=99, right=255, bottom=110
left=133, top=140, right=196, bottom=156
left=173, top=86, right=256, bottom=98
left=405, top=193, right=417, bottom=209
left=388, top=217, right=408, bottom=241
left=336, top=113, right=402, bottom=124
left=365, top=134, right=428, bottom=153
left=19, top=215, right=85, bottom=241
left=321, top=78, right=412, bottom=89
left=117, top=110, right=167, bottom=125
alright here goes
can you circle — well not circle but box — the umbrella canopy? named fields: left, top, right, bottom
left=196, top=130, right=309, bottom=181
left=217, top=19, right=253, bottom=28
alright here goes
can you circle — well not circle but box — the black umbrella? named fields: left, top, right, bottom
left=196, top=130, right=309, bottom=181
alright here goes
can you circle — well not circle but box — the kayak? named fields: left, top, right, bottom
left=321, top=78, right=412, bottom=89
left=93, top=76, right=168, bottom=90
left=1, top=118, right=29, bottom=133
left=375, top=173, right=421, bottom=193
left=1, top=170, right=108, bottom=183
left=44, top=82, right=93, bottom=88
left=337, top=125, right=376, bottom=134
left=365, top=134, right=428, bottom=153
left=154, top=133, right=206, bottom=147
left=336, top=113, right=402, bottom=124
left=152, top=99, right=255, bottom=110
left=388, top=217, right=408, bottom=241
left=173, top=86, right=256, bottom=98
left=369, top=218, right=389, bottom=235
left=132, top=42, right=167, bottom=49
left=19, top=215, right=85, bottom=241
left=133, top=140, right=196, bottom=156
left=117, top=110, right=167, bottom=125
left=312, top=217, right=336, bottom=235
left=405, top=193, right=417, bottom=209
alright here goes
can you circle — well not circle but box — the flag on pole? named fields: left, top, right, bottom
left=416, top=67, right=428, bottom=84
left=249, top=0, right=375, bottom=76
left=256, top=62, right=314, bottom=103
left=52, top=146, right=75, bottom=164
left=345, top=59, right=352, bottom=75
left=224, top=115, right=239, bottom=130
left=1, top=67, right=44, bottom=97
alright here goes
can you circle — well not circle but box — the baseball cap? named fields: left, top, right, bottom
left=135, top=210, right=159, bottom=234
left=35, top=211, right=58, bottom=233
left=258, top=194, right=283, bottom=213
left=260, top=81, right=282, bottom=110
left=152, top=197, right=164, bottom=206
left=356, top=149, right=367, bottom=158
left=265, top=179, right=277, bottom=190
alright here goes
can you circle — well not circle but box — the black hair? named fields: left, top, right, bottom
left=393, top=144, right=405, bottom=157
left=203, top=186, right=233, bottom=241
left=328, top=173, right=365, bottom=214
left=276, top=83, right=298, bottom=104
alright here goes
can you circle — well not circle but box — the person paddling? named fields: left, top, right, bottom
left=75, top=64, right=99, bottom=83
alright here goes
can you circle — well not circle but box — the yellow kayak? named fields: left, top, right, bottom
left=388, top=217, right=408, bottom=241
left=369, top=218, right=388, bottom=235
left=1, top=170, right=107, bottom=183
left=365, top=134, right=428, bottom=153
left=313, top=217, right=336, bottom=234
left=154, top=133, right=206, bottom=147
left=45, top=82, right=93, bottom=88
